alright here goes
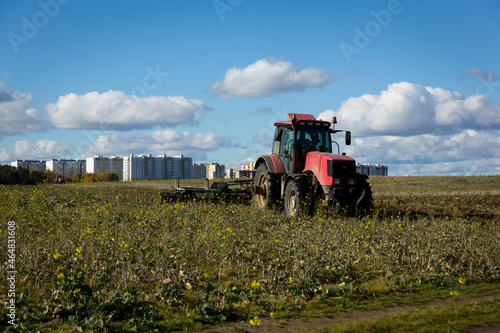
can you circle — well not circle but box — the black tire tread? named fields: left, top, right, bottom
left=284, top=178, right=311, bottom=218
left=253, top=164, right=280, bottom=210
left=355, top=176, right=373, bottom=213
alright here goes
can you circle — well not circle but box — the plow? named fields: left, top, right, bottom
left=161, top=113, right=373, bottom=217
left=161, top=178, right=253, bottom=203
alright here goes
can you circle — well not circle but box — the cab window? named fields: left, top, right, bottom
left=280, top=128, right=293, bottom=155
left=299, top=127, right=331, bottom=152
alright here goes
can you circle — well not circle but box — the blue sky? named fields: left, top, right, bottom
left=1, top=0, right=499, bottom=175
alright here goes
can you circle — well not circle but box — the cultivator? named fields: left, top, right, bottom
left=160, top=179, right=254, bottom=203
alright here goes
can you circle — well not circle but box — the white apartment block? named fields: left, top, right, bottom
left=86, top=155, right=108, bottom=173
left=11, top=160, right=46, bottom=171
left=10, top=154, right=194, bottom=181
left=193, top=163, right=225, bottom=180
left=228, top=170, right=255, bottom=179
left=206, top=163, right=225, bottom=180
left=226, top=163, right=256, bottom=179
left=123, top=154, right=144, bottom=181
left=122, top=154, right=192, bottom=181
left=46, top=159, right=86, bottom=178
left=86, top=155, right=123, bottom=180
left=356, top=163, right=388, bottom=176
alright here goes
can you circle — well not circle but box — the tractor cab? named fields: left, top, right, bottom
left=272, top=114, right=349, bottom=173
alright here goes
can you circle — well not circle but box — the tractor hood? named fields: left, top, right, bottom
left=303, top=152, right=357, bottom=187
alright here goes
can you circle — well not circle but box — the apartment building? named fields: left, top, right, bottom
left=122, top=154, right=192, bottom=181
left=11, top=160, right=46, bottom=171
left=86, top=155, right=124, bottom=180
left=206, top=163, right=225, bottom=180
left=356, top=163, right=388, bottom=176
left=227, top=169, right=256, bottom=179
left=193, top=163, right=207, bottom=179
left=46, top=159, right=86, bottom=178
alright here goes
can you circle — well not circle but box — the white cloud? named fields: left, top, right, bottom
left=342, top=129, right=500, bottom=175
left=318, top=82, right=500, bottom=136
left=0, top=82, right=51, bottom=137
left=45, top=91, right=211, bottom=131
left=469, top=158, right=500, bottom=175
left=84, top=130, right=230, bottom=157
left=0, top=140, right=71, bottom=163
left=208, top=57, right=337, bottom=99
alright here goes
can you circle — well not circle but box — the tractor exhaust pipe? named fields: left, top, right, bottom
left=290, top=115, right=298, bottom=174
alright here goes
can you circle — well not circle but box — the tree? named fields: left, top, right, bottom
left=73, top=172, right=83, bottom=183
left=44, top=170, right=57, bottom=183
left=102, top=172, right=119, bottom=182
left=28, top=169, right=45, bottom=184
left=0, top=165, right=47, bottom=185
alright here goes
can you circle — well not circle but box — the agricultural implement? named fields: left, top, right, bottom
left=161, top=113, right=372, bottom=217
left=161, top=179, right=253, bottom=203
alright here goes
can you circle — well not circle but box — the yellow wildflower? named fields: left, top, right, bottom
left=251, top=280, right=260, bottom=288
left=249, top=316, right=261, bottom=326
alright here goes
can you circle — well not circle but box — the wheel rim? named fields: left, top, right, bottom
left=256, top=173, right=267, bottom=207
left=287, top=188, right=297, bottom=216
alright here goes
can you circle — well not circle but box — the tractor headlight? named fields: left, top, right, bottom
left=349, top=179, right=355, bottom=185
left=334, top=178, right=340, bottom=185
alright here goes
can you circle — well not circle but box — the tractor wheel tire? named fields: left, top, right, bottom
left=284, top=178, right=311, bottom=218
left=253, top=164, right=280, bottom=211
left=355, top=177, right=373, bottom=214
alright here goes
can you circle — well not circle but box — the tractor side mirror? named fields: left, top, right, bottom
left=345, top=131, right=351, bottom=145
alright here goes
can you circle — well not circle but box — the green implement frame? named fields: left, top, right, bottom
left=160, top=179, right=253, bottom=203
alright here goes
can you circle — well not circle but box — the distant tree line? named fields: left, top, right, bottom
left=0, top=166, right=120, bottom=185
left=0, top=165, right=46, bottom=185
left=74, top=172, right=119, bottom=183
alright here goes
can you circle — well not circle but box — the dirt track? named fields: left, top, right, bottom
left=199, top=288, right=500, bottom=333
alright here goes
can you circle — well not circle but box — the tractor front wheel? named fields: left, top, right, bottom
left=284, top=178, right=310, bottom=218
left=355, top=176, right=373, bottom=214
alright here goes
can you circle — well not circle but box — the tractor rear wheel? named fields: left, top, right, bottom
left=253, top=164, right=280, bottom=210
left=284, top=178, right=310, bottom=218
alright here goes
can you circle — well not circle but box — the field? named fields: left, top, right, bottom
left=1, top=176, right=499, bottom=332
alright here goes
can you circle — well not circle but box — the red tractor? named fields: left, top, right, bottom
left=54, top=174, right=65, bottom=184
left=253, top=113, right=372, bottom=217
